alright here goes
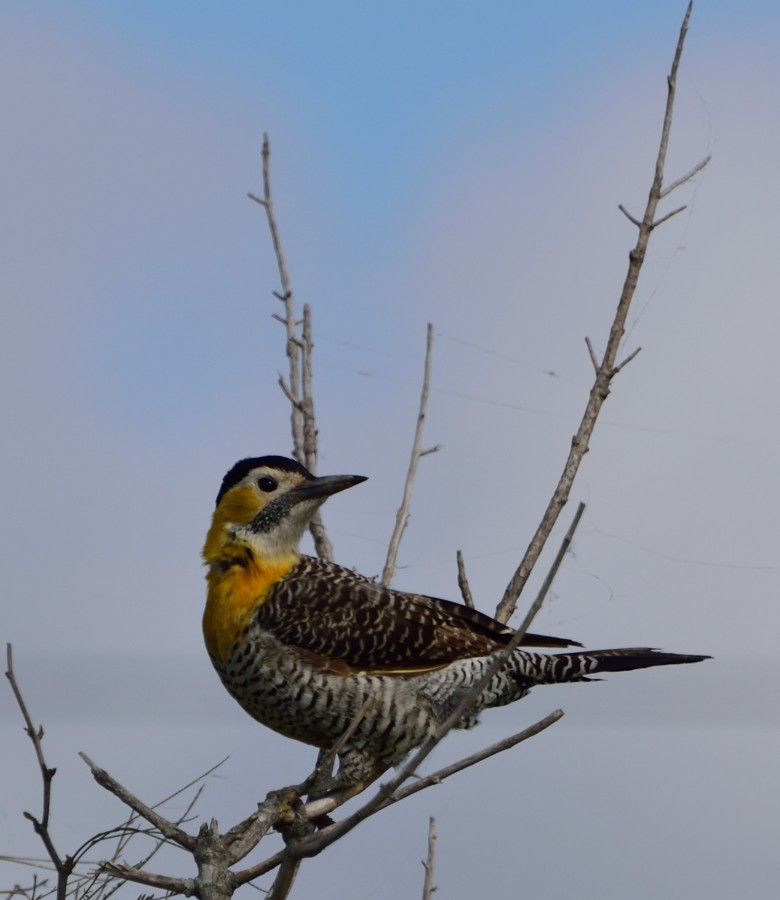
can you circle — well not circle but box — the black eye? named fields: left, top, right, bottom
left=257, top=476, right=278, bottom=493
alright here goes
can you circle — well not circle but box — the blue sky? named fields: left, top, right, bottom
left=2, top=3, right=779, bottom=898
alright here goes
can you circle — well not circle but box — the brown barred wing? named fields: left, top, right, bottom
left=254, top=556, right=578, bottom=673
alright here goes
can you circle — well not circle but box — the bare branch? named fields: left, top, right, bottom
left=78, top=753, right=196, bottom=852
left=258, top=135, right=304, bottom=465
left=265, top=858, right=301, bottom=900
left=585, top=336, right=599, bottom=374
left=660, top=154, right=711, bottom=198
left=456, top=550, right=475, bottom=608
left=652, top=204, right=687, bottom=228
left=382, top=323, right=435, bottom=585
left=613, top=346, right=642, bottom=375
left=286, top=707, right=564, bottom=861
left=5, top=645, right=74, bottom=900
left=494, top=2, right=696, bottom=624
left=421, top=818, right=437, bottom=900
left=618, top=204, right=642, bottom=227
left=300, top=304, right=333, bottom=560
left=276, top=376, right=300, bottom=410
left=222, top=810, right=276, bottom=868
left=391, top=710, right=564, bottom=805
left=256, top=135, right=332, bottom=560
left=101, top=862, right=193, bottom=896
left=511, top=502, right=586, bottom=640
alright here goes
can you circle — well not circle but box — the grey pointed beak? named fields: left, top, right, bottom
left=291, top=473, right=367, bottom=503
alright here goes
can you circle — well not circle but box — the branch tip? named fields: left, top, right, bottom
left=618, top=204, right=642, bottom=228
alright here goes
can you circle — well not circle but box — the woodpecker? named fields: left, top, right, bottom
left=203, top=455, right=709, bottom=791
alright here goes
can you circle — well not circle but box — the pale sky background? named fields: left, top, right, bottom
left=2, top=2, right=779, bottom=898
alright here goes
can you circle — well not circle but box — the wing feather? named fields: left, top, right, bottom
left=254, top=556, right=580, bottom=673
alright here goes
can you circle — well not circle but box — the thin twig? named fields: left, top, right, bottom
left=660, top=154, right=711, bottom=198
left=232, top=849, right=286, bottom=887
left=79, top=754, right=196, bottom=852
left=287, top=708, right=564, bottom=861
left=5, top=646, right=74, bottom=900
left=100, top=862, right=193, bottom=896
left=96, top=785, right=209, bottom=900
left=652, top=204, right=687, bottom=228
left=301, top=305, right=333, bottom=560
left=585, top=337, right=599, bottom=373
left=510, top=502, right=586, bottom=641
left=613, top=346, right=642, bottom=375
left=618, top=204, right=642, bottom=227
left=382, top=323, right=436, bottom=585
left=390, top=710, right=564, bottom=805
left=456, top=550, right=475, bottom=608
left=421, top=818, right=437, bottom=900
left=257, top=137, right=302, bottom=458
left=254, top=135, right=331, bottom=560
left=494, top=2, right=696, bottom=624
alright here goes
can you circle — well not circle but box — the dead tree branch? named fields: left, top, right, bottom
left=494, top=1, right=706, bottom=624
left=387, top=709, right=564, bottom=805
left=249, top=135, right=332, bottom=560
left=511, top=502, right=586, bottom=640
left=382, top=323, right=436, bottom=585
left=421, top=818, right=437, bottom=900
left=456, top=549, right=475, bottom=608
left=5, top=645, right=75, bottom=900
left=79, top=754, right=196, bottom=852
left=660, top=154, right=711, bottom=198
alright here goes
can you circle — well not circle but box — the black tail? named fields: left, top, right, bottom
left=535, top=647, right=711, bottom=684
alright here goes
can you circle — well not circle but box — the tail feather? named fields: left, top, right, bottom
left=535, top=647, right=711, bottom=685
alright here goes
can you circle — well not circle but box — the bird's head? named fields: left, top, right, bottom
left=203, top=455, right=366, bottom=568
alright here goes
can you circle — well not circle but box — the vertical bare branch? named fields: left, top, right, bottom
left=382, top=323, right=436, bottom=585
left=5, top=645, right=74, bottom=900
left=494, top=2, right=706, bottom=623
left=456, top=550, right=475, bottom=608
left=255, top=137, right=304, bottom=459
left=421, top=817, right=437, bottom=900
left=249, top=135, right=332, bottom=559
left=300, top=304, right=333, bottom=560
left=265, top=851, right=301, bottom=900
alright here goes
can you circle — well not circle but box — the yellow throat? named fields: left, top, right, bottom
left=202, top=485, right=299, bottom=662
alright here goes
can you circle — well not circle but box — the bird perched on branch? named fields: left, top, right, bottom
left=203, top=455, right=709, bottom=792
